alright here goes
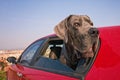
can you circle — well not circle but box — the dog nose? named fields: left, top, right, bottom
left=88, top=28, right=99, bottom=37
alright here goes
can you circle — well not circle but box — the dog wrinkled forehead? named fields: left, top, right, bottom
left=69, top=15, right=90, bottom=22
left=69, top=15, right=93, bottom=27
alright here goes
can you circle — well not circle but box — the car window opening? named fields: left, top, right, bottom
left=35, top=39, right=99, bottom=74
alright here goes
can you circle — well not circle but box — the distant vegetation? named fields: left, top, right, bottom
left=0, top=58, right=7, bottom=80
left=0, top=49, right=23, bottom=80
left=0, top=71, right=6, bottom=80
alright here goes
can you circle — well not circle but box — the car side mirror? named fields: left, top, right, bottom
left=7, top=57, right=17, bottom=64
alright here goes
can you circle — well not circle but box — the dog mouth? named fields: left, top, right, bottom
left=75, top=45, right=95, bottom=59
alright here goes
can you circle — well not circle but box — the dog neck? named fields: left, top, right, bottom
left=64, top=43, right=81, bottom=69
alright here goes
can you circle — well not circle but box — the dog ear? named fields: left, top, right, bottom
left=54, top=15, right=72, bottom=43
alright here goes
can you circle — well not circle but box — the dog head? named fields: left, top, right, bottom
left=54, top=15, right=99, bottom=58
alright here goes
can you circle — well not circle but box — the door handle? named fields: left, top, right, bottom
left=17, top=72, right=23, bottom=77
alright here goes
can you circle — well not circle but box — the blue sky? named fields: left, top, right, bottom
left=0, top=0, right=120, bottom=50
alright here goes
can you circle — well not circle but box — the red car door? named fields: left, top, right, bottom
left=8, top=63, right=78, bottom=80
left=12, top=64, right=79, bottom=80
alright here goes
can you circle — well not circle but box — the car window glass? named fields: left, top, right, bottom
left=19, top=39, right=44, bottom=65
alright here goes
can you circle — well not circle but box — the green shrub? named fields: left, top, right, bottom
left=0, top=71, right=6, bottom=80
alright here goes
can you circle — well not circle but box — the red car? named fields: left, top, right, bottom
left=7, top=25, right=120, bottom=80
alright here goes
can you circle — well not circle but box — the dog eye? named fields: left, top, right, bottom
left=74, top=23, right=80, bottom=27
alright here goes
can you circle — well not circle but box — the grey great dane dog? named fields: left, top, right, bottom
left=54, top=15, right=99, bottom=69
